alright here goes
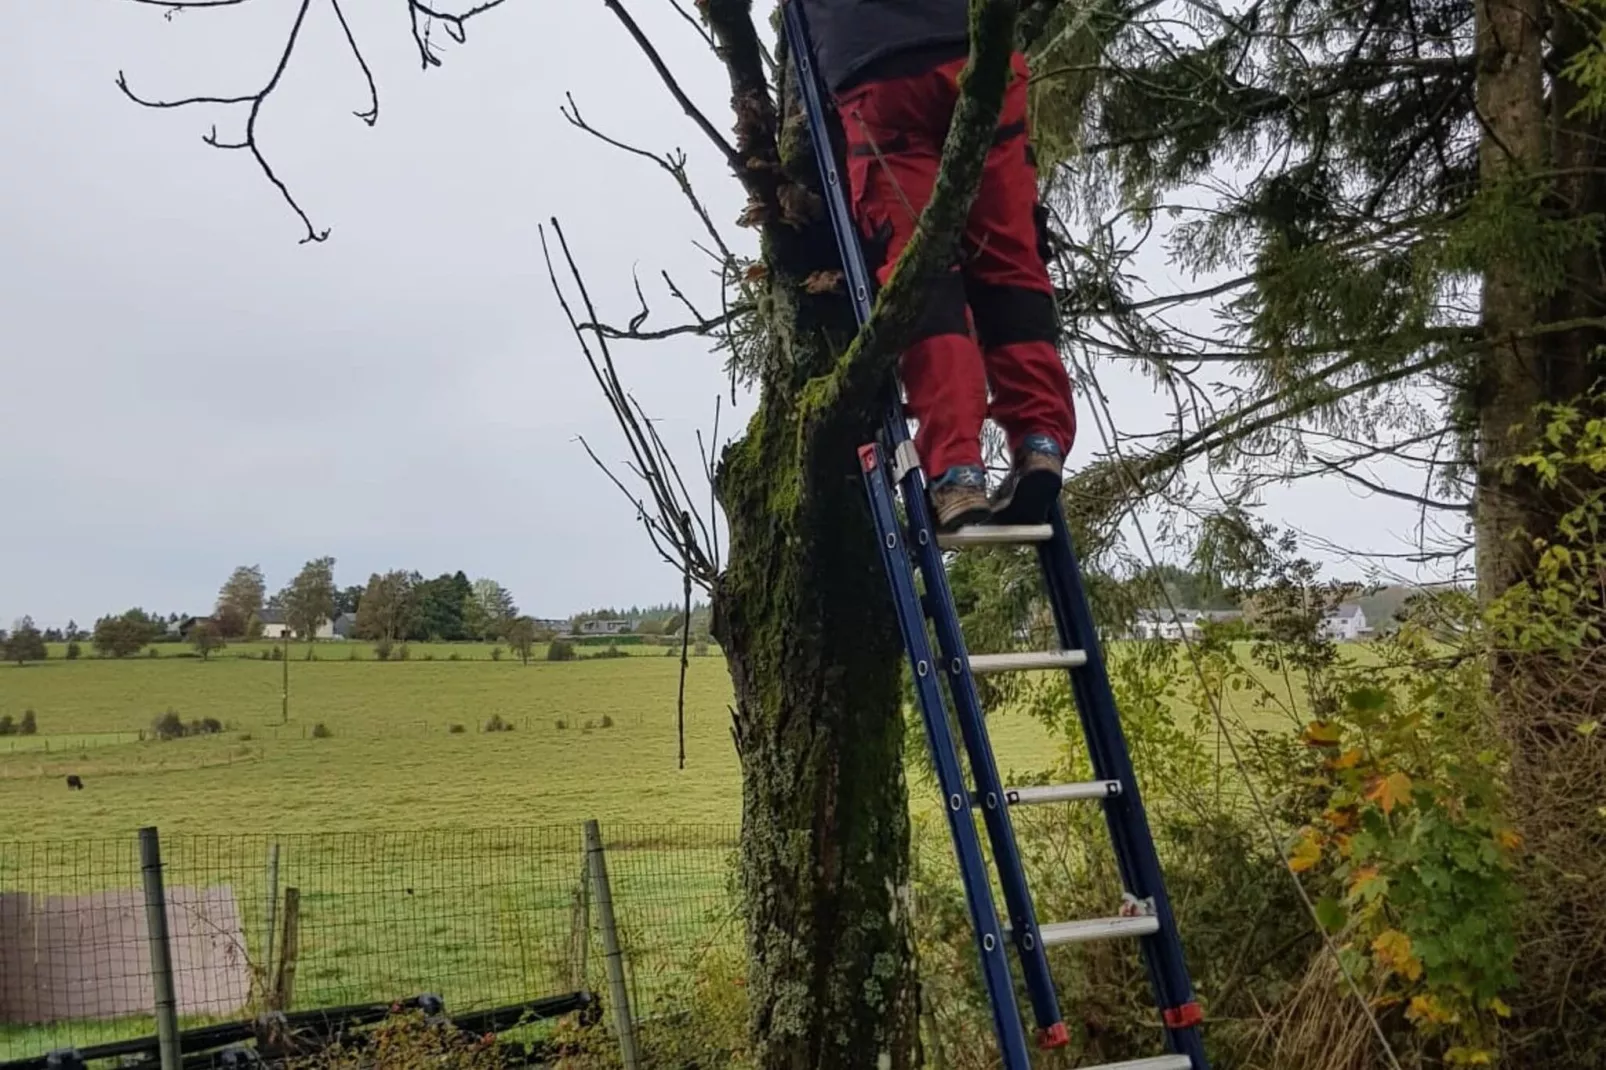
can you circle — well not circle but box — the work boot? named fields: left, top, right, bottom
left=990, top=433, right=1064, bottom=524
left=928, top=466, right=991, bottom=533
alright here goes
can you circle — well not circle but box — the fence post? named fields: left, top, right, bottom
left=139, top=827, right=181, bottom=1070
left=272, top=887, right=301, bottom=1011
left=263, top=843, right=281, bottom=988
left=584, top=820, right=640, bottom=1070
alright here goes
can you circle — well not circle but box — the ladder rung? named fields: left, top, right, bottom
left=1039, top=915, right=1160, bottom=945
left=1005, top=781, right=1121, bottom=805
left=968, top=649, right=1088, bottom=674
left=936, top=523, right=1053, bottom=548
left=1077, top=1057, right=1192, bottom=1070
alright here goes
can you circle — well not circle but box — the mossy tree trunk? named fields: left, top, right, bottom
left=1475, top=0, right=1606, bottom=1060
left=696, top=2, right=1022, bottom=1066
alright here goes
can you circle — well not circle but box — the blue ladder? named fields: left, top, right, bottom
left=781, top=5, right=1209, bottom=1068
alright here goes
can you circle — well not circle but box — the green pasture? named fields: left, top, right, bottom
left=0, top=638, right=1346, bottom=1060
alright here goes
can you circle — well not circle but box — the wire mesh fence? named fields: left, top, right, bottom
left=0, top=823, right=740, bottom=1064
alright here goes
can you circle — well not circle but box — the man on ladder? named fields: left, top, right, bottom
left=799, top=0, right=1077, bottom=532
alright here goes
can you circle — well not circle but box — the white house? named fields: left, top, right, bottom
left=1132, top=608, right=1243, bottom=641
left=1133, top=609, right=1203, bottom=641
left=578, top=619, right=631, bottom=636
left=1321, top=603, right=1371, bottom=641
left=259, top=609, right=335, bottom=641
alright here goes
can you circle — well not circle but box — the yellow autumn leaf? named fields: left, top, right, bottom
left=1288, top=830, right=1322, bottom=873
left=1407, top=994, right=1456, bottom=1025
left=1366, top=771, right=1414, bottom=814
left=1371, top=929, right=1424, bottom=982
left=1488, top=997, right=1512, bottom=1018
left=1347, top=865, right=1383, bottom=899
left=1330, top=747, right=1363, bottom=770
left=1445, top=1047, right=1494, bottom=1066
left=1303, top=720, right=1343, bottom=747
left=1324, top=806, right=1356, bottom=830
left=1496, top=828, right=1524, bottom=852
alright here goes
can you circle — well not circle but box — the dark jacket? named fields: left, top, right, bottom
left=799, top=0, right=971, bottom=92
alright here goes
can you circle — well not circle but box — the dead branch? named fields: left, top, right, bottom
left=118, top=0, right=329, bottom=242
left=540, top=219, right=720, bottom=588
left=599, top=0, right=740, bottom=168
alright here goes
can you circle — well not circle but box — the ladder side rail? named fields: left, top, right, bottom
left=860, top=444, right=1032, bottom=1070
left=906, top=519, right=1065, bottom=1041
left=1037, top=505, right=1209, bottom=1069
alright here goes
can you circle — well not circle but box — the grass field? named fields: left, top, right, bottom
left=0, top=637, right=1331, bottom=1059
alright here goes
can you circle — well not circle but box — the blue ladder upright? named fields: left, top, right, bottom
left=780, top=5, right=1210, bottom=1069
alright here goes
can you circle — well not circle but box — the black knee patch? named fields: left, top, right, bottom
left=859, top=217, right=894, bottom=276
left=909, top=268, right=970, bottom=343
left=1032, top=203, right=1056, bottom=263
left=966, top=283, right=1059, bottom=349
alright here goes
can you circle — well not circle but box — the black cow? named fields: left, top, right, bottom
left=66, top=775, right=84, bottom=790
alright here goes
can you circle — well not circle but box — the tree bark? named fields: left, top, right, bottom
left=698, top=3, right=1020, bottom=1065
left=1476, top=1, right=1606, bottom=1062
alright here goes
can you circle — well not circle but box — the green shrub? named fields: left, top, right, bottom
left=554, top=718, right=569, bottom=730
left=374, top=639, right=393, bottom=661
left=490, top=646, right=503, bottom=662
left=547, top=638, right=577, bottom=662
left=65, top=641, right=81, bottom=660
left=448, top=723, right=466, bottom=734
left=311, top=722, right=332, bottom=739
left=397, top=644, right=411, bottom=662
left=146, top=647, right=159, bottom=658
left=448, top=652, right=461, bottom=661
left=483, top=714, right=515, bottom=733
left=0, top=716, right=14, bottom=737
left=694, top=640, right=710, bottom=657
left=151, top=710, right=186, bottom=740
left=19, top=710, right=37, bottom=736
left=600, top=714, right=615, bottom=729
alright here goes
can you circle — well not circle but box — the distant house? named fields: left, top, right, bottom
left=176, top=616, right=214, bottom=639
left=1321, top=603, right=1371, bottom=642
left=259, top=608, right=335, bottom=641
left=578, top=619, right=631, bottom=636
left=332, top=613, right=358, bottom=640
left=1132, top=608, right=1242, bottom=641
left=531, top=619, right=569, bottom=634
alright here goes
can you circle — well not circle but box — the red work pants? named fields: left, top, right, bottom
left=836, top=52, right=1077, bottom=479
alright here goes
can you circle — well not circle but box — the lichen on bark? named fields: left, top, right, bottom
left=700, top=2, right=1023, bottom=1066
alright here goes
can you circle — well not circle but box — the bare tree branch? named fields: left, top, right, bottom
left=118, top=0, right=330, bottom=242
left=600, top=0, right=741, bottom=168
left=540, top=218, right=720, bottom=588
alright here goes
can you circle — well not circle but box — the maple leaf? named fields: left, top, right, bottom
left=1495, top=827, right=1523, bottom=852
left=1407, top=994, right=1456, bottom=1026
left=1288, top=829, right=1322, bottom=873
left=1347, top=865, right=1385, bottom=901
left=1365, top=771, right=1414, bottom=814
left=1329, top=747, right=1363, bottom=770
left=803, top=270, right=843, bottom=294
left=1303, top=720, right=1342, bottom=747
left=743, top=262, right=769, bottom=283
left=1371, top=928, right=1424, bottom=981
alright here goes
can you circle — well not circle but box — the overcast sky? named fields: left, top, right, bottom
left=0, top=1, right=1450, bottom=629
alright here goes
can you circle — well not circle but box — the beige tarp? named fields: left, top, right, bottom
left=0, top=886, right=251, bottom=1024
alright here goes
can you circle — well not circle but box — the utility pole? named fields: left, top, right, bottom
left=281, top=629, right=289, bottom=725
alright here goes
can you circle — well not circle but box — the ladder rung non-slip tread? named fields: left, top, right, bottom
left=1005, top=781, right=1121, bottom=805
left=1039, top=915, right=1160, bottom=945
left=936, top=523, right=1053, bottom=548
left=1077, top=1057, right=1192, bottom=1070
left=968, top=649, right=1088, bottom=674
